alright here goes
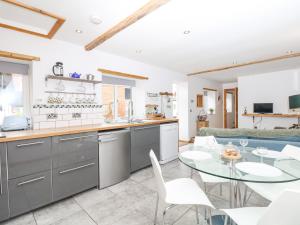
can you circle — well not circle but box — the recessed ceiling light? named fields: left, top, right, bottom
left=90, top=15, right=102, bottom=25
left=136, top=50, right=142, bottom=54
left=183, top=30, right=191, bottom=34
left=75, top=29, right=83, bottom=34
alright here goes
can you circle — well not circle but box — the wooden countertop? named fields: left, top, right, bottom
left=0, top=118, right=178, bottom=143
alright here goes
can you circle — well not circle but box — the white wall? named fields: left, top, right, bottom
left=0, top=29, right=186, bottom=125
left=223, top=82, right=238, bottom=89
left=188, top=76, right=223, bottom=137
left=176, top=81, right=189, bottom=141
left=239, top=69, right=300, bottom=129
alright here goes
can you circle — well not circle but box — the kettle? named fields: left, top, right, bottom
left=52, top=62, right=64, bottom=76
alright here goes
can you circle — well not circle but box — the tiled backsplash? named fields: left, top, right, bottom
left=32, top=104, right=104, bottom=129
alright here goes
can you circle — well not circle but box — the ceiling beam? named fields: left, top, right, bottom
left=187, top=52, right=300, bottom=76
left=85, top=0, right=170, bottom=51
left=98, top=68, right=149, bottom=80
left=0, top=0, right=65, bottom=39
left=0, top=50, right=40, bottom=61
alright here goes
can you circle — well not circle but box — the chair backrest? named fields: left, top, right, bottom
left=257, top=189, right=300, bottom=225
left=194, top=136, right=217, bottom=147
left=149, top=150, right=167, bottom=200
left=282, top=144, right=300, bottom=161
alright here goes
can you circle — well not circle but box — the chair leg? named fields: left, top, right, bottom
left=195, top=206, right=200, bottom=224
left=190, top=168, right=193, bottom=178
left=154, top=194, right=159, bottom=225
left=220, top=183, right=223, bottom=196
left=224, top=215, right=228, bottom=225
left=162, top=205, right=175, bottom=225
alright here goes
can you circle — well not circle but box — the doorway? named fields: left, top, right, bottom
left=223, top=88, right=238, bottom=128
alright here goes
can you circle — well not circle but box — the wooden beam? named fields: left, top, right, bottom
left=98, top=68, right=149, bottom=80
left=85, top=0, right=170, bottom=51
left=187, top=52, right=300, bottom=76
left=0, top=50, right=40, bottom=61
left=0, top=0, right=65, bottom=39
left=203, top=88, right=217, bottom=92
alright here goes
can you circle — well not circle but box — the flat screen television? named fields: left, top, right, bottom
left=254, top=103, right=273, bottom=113
left=289, top=94, right=300, bottom=109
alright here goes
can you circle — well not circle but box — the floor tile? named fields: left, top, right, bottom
left=111, top=210, right=151, bottom=225
left=73, top=188, right=115, bottom=209
left=2, top=213, right=36, bottom=225
left=34, top=199, right=81, bottom=225
left=49, top=210, right=96, bottom=225
left=107, top=178, right=138, bottom=194
left=130, top=167, right=154, bottom=183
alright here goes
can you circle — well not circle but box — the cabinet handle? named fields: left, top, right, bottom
left=99, top=137, right=118, bottom=143
left=80, top=134, right=97, bottom=139
left=59, top=163, right=95, bottom=175
left=17, top=176, right=45, bottom=186
left=16, top=141, right=44, bottom=147
left=59, top=136, right=81, bottom=142
left=134, top=126, right=157, bottom=131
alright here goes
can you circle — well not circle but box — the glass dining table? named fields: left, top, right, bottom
left=178, top=144, right=300, bottom=224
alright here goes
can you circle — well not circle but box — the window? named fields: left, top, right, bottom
left=204, top=90, right=216, bottom=114
left=226, top=93, right=233, bottom=113
left=102, top=84, right=131, bottom=121
left=0, top=72, right=29, bottom=124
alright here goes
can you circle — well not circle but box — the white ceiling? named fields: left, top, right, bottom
left=1, top=0, right=300, bottom=82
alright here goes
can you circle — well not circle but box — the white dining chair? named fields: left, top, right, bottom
left=243, top=144, right=300, bottom=203
left=222, top=189, right=300, bottom=225
left=193, top=136, right=228, bottom=194
left=149, top=150, right=215, bottom=225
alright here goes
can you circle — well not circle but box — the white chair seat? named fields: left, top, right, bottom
left=245, top=180, right=300, bottom=201
left=222, top=207, right=267, bottom=225
left=199, top=172, right=228, bottom=183
left=165, top=178, right=214, bottom=207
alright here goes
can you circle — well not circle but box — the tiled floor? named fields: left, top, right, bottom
left=2, top=148, right=269, bottom=225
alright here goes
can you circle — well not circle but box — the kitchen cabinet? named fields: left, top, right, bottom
left=52, top=159, right=98, bottom=201
left=8, top=171, right=52, bottom=217
left=52, top=132, right=98, bottom=201
left=0, top=143, right=9, bottom=221
left=131, top=125, right=160, bottom=172
left=52, top=132, right=98, bottom=168
left=7, top=138, right=51, bottom=179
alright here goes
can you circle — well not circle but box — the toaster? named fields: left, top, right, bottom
left=1, top=116, right=30, bottom=131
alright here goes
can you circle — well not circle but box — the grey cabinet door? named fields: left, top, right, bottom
left=52, top=132, right=98, bottom=168
left=131, top=126, right=160, bottom=172
left=8, top=170, right=52, bottom=217
left=0, top=143, right=9, bottom=222
left=52, top=159, right=98, bottom=201
left=7, top=138, right=51, bottom=179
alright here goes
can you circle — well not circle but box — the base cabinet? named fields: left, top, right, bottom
left=131, top=125, right=160, bottom=172
left=8, top=171, right=52, bottom=217
left=0, top=143, right=9, bottom=221
left=52, top=159, right=98, bottom=201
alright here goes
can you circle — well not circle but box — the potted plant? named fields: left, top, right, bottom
left=209, top=108, right=214, bottom=115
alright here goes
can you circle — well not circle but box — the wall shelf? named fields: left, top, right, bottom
left=45, top=90, right=96, bottom=95
left=242, top=113, right=300, bottom=118
left=45, top=75, right=102, bottom=84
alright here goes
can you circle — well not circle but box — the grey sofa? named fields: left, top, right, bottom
left=198, top=128, right=300, bottom=151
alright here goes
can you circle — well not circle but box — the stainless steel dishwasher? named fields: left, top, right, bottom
left=98, top=128, right=130, bottom=189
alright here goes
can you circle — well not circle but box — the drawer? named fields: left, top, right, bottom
left=7, top=138, right=51, bottom=179
left=52, top=132, right=98, bottom=168
left=52, top=159, right=98, bottom=201
left=8, top=171, right=52, bottom=217
left=131, top=126, right=160, bottom=147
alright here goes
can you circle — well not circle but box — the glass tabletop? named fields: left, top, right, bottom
left=179, top=144, right=300, bottom=183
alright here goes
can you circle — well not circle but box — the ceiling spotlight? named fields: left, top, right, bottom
left=75, top=29, right=83, bottom=34
left=90, top=15, right=102, bottom=25
left=286, top=50, right=294, bottom=54
left=183, top=30, right=191, bottom=34
left=136, top=50, right=142, bottom=54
